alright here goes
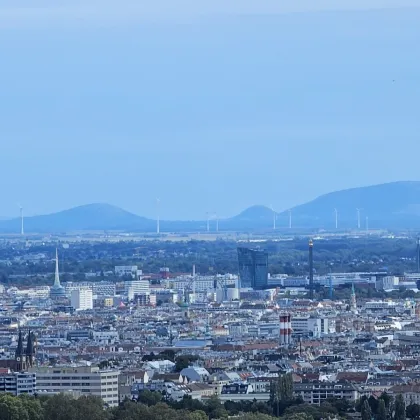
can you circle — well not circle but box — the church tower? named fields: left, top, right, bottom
left=15, top=330, right=26, bottom=371
left=26, top=330, right=35, bottom=367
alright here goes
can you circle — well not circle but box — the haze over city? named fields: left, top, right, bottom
left=3, top=3, right=420, bottom=419
left=1, top=0, right=420, bottom=219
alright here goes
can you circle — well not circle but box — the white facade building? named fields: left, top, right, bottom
left=291, top=316, right=331, bottom=338
left=30, top=366, right=119, bottom=406
left=124, top=280, right=150, bottom=301
left=64, top=282, right=116, bottom=299
left=71, top=287, right=93, bottom=311
left=115, top=266, right=141, bottom=278
left=0, top=371, right=36, bottom=395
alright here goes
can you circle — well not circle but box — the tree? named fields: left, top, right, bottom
left=74, top=396, right=109, bottom=420
left=238, top=413, right=277, bottom=420
left=326, top=397, right=351, bottom=415
left=377, top=399, right=387, bottom=420
left=270, top=373, right=294, bottom=416
left=406, top=404, right=420, bottom=420
left=19, top=395, right=43, bottom=420
left=368, top=396, right=379, bottom=415
left=175, top=355, right=199, bottom=372
left=138, top=390, right=162, bottom=406
left=0, top=394, right=30, bottom=420
left=113, top=400, right=150, bottom=420
left=283, top=404, right=324, bottom=420
left=395, top=395, right=406, bottom=420
left=43, top=394, right=77, bottom=420
left=361, top=400, right=372, bottom=420
left=187, top=410, right=209, bottom=420
left=206, top=396, right=228, bottom=419
left=282, top=414, right=314, bottom=420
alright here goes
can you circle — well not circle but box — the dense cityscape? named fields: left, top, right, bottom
left=1, top=230, right=420, bottom=419
left=2, top=1, right=419, bottom=419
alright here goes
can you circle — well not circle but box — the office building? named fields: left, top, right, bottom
left=291, top=316, right=331, bottom=338
left=65, top=281, right=116, bottom=298
left=30, top=366, right=119, bottom=406
left=124, top=279, right=150, bottom=301
left=71, top=287, right=93, bottom=311
left=237, top=248, right=268, bottom=289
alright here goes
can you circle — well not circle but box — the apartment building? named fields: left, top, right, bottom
left=30, top=366, right=119, bottom=406
left=0, top=370, right=36, bottom=395
left=71, top=287, right=93, bottom=311
left=294, top=382, right=360, bottom=405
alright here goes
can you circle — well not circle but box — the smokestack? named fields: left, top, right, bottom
left=309, top=239, right=314, bottom=300
left=287, top=313, right=292, bottom=345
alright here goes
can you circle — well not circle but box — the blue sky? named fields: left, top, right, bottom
left=0, top=1, right=419, bottom=220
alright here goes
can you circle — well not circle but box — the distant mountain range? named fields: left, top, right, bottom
left=2, top=181, right=420, bottom=233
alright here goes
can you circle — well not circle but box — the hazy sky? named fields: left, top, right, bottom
left=1, top=1, right=420, bottom=220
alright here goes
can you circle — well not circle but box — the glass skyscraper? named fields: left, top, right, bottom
left=237, top=247, right=268, bottom=289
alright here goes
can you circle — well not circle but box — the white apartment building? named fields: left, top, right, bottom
left=71, top=287, right=93, bottom=311
left=166, top=275, right=238, bottom=293
left=30, top=366, right=120, bottom=406
left=92, top=329, right=119, bottom=344
left=124, top=280, right=150, bottom=301
left=64, top=282, right=116, bottom=298
left=376, top=276, right=399, bottom=291
left=291, top=316, right=331, bottom=338
left=0, top=371, right=36, bottom=395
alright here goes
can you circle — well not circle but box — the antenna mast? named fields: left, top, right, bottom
left=271, top=205, right=276, bottom=230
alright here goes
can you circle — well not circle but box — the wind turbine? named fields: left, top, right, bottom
left=271, top=205, right=276, bottom=230
left=156, top=198, right=160, bottom=234
left=18, top=204, right=24, bottom=236
left=333, top=208, right=338, bottom=229
left=356, top=208, right=362, bottom=229
left=213, top=213, right=219, bottom=232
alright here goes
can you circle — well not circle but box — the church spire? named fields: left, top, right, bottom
left=26, top=330, right=35, bottom=367
left=54, top=248, right=61, bottom=287
left=15, top=330, right=25, bottom=371
left=15, top=330, right=23, bottom=358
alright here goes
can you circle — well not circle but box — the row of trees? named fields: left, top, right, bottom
left=359, top=393, right=420, bottom=420
left=0, top=376, right=415, bottom=420
left=0, top=393, right=310, bottom=420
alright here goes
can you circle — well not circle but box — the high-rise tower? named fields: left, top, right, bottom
left=417, top=237, right=420, bottom=272
left=237, top=247, right=268, bottom=289
left=309, top=239, right=314, bottom=299
left=350, top=283, right=357, bottom=312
